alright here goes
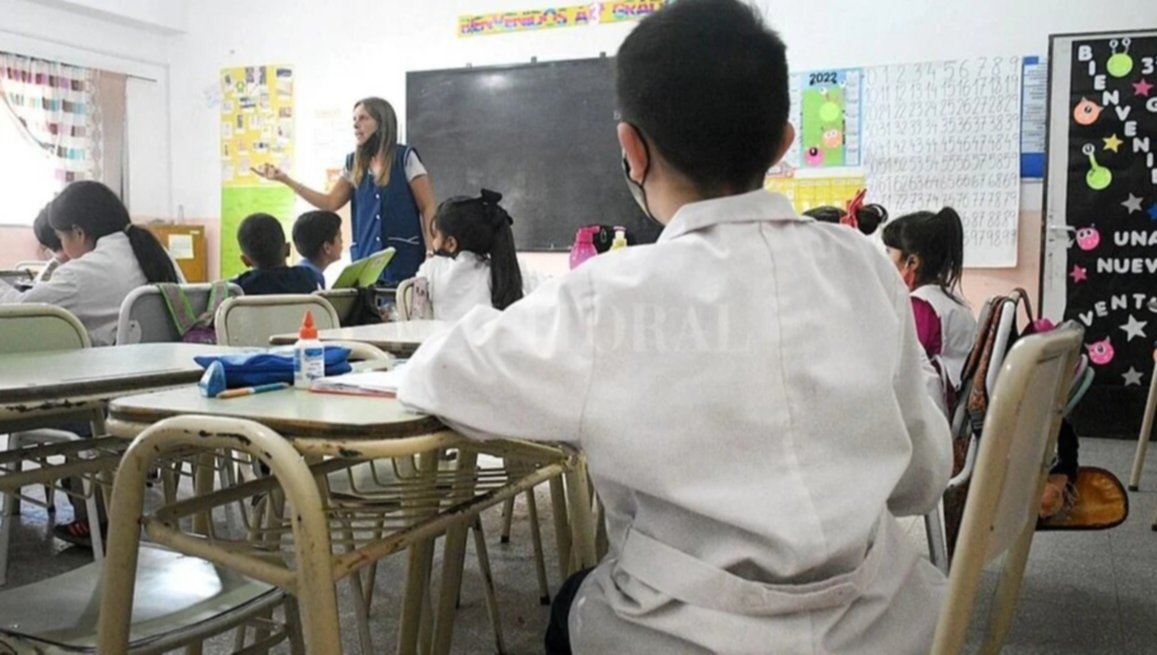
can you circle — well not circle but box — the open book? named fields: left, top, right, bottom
left=310, top=369, right=404, bottom=397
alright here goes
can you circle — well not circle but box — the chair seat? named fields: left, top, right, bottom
left=0, top=545, right=279, bottom=652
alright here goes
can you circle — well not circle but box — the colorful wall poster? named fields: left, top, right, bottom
left=219, top=64, right=295, bottom=278
left=862, top=58, right=1023, bottom=268
left=799, top=68, right=862, bottom=169
left=764, top=175, right=866, bottom=214
left=458, top=1, right=668, bottom=37
left=1062, top=35, right=1157, bottom=389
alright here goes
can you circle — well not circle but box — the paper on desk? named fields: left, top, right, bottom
left=310, top=369, right=404, bottom=397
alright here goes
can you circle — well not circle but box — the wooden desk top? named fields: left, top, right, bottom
left=108, top=385, right=443, bottom=440
left=0, top=343, right=251, bottom=406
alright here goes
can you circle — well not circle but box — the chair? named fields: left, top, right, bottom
left=315, top=288, right=359, bottom=325
left=116, top=282, right=243, bottom=344
left=0, top=545, right=294, bottom=653
left=931, top=322, right=1083, bottom=655
left=1128, top=346, right=1157, bottom=492
left=214, top=294, right=340, bottom=347
left=0, top=305, right=106, bottom=586
left=13, top=261, right=46, bottom=277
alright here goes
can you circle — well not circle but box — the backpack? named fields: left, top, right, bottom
left=158, top=282, right=234, bottom=344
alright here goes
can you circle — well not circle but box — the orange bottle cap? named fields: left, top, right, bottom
left=299, top=310, right=318, bottom=339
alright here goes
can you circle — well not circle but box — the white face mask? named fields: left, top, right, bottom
left=620, top=126, right=662, bottom=228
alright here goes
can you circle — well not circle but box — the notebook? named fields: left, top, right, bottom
left=332, top=247, right=396, bottom=289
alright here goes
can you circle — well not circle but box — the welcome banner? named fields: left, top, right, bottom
left=458, top=1, right=668, bottom=38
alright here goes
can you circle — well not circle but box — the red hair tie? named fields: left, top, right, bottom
left=841, top=188, right=867, bottom=230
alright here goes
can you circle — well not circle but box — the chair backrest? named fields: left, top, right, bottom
left=14, top=261, right=46, bottom=276
left=932, top=322, right=1083, bottom=654
left=395, top=278, right=414, bottom=321
left=314, top=289, right=358, bottom=325
left=116, top=283, right=243, bottom=344
left=0, top=304, right=90, bottom=353
left=214, top=294, right=340, bottom=347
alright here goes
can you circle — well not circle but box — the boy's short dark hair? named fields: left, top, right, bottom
left=292, top=211, right=342, bottom=260
left=237, top=213, right=288, bottom=269
left=616, top=0, right=789, bottom=195
left=32, top=207, right=62, bottom=252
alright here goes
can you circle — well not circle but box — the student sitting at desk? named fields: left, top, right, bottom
left=882, top=207, right=978, bottom=409
left=292, top=210, right=344, bottom=289
left=413, top=189, right=523, bottom=321
left=32, top=206, right=70, bottom=283
left=399, top=1, right=951, bottom=653
left=231, top=212, right=319, bottom=295
left=0, top=181, right=180, bottom=346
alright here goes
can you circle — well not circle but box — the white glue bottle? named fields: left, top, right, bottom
left=294, top=310, right=325, bottom=389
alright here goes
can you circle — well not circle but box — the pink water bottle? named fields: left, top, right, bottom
left=569, top=227, right=598, bottom=270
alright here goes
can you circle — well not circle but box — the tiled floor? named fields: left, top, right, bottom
left=3, top=437, right=1156, bottom=653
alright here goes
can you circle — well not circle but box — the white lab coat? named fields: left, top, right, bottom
left=0, top=232, right=148, bottom=346
left=415, top=252, right=493, bottom=322
left=399, top=190, right=952, bottom=654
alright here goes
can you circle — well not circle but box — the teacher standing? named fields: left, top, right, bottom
left=255, top=96, right=436, bottom=285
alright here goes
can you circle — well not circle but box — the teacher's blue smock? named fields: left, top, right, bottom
left=346, top=145, right=425, bottom=286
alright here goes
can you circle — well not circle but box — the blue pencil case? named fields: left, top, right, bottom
left=194, top=346, right=353, bottom=387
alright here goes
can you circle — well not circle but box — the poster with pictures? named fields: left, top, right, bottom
left=219, top=64, right=295, bottom=278
left=1063, top=36, right=1157, bottom=388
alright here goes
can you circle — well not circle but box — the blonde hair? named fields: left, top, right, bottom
left=352, top=97, right=399, bottom=187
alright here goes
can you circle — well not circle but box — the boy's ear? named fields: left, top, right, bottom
left=771, top=122, right=795, bottom=168
left=241, top=253, right=253, bottom=268
left=445, top=236, right=459, bottom=254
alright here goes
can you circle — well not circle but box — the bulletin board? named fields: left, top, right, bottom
left=219, top=65, right=295, bottom=278
left=1044, top=30, right=1157, bottom=408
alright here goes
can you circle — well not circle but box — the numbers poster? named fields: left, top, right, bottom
left=799, top=68, right=862, bottom=168
left=219, top=64, right=295, bottom=278
left=862, top=58, right=1023, bottom=267
left=1063, top=35, right=1157, bottom=389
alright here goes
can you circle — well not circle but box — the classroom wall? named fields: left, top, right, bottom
left=0, top=0, right=174, bottom=268
left=161, top=0, right=1156, bottom=315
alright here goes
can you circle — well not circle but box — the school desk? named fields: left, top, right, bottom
left=0, top=343, right=250, bottom=433
left=100, top=386, right=596, bottom=655
left=268, top=319, right=449, bottom=356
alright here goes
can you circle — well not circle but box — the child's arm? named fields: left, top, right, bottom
left=398, top=273, right=595, bottom=444
left=886, top=279, right=953, bottom=516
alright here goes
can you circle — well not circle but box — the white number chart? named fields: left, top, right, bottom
left=863, top=58, right=1023, bottom=268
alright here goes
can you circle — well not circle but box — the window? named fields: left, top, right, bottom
left=0, top=105, right=58, bottom=226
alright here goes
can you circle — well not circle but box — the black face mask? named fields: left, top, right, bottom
left=620, top=125, right=660, bottom=227
left=359, top=130, right=382, bottom=158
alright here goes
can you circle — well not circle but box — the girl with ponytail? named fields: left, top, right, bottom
left=0, top=180, right=181, bottom=346
left=414, top=189, right=525, bottom=320
left=882, top=206, right=978, bottom=406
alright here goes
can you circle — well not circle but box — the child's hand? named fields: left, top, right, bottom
left=251, top=163, right=288, bottom=183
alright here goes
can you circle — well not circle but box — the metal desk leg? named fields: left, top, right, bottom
left=431, top=449, right=479, bottom=655
left=564, top=455, right=597, bottom=572
left=398, top=449, right=441, bottom=654
left=1129, top=361, right=1157, bottom=490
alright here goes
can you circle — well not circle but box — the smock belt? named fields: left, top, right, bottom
left=615, top=521, right=888, bottom=616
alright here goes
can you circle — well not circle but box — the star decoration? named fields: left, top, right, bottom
left=1134, top=78, right=1154, bottom=97
left=1123, top=367, right=1144, bottom=386
left=1120, top=314, right=1148, bottom=342
left=1070, top=265, right=1088, bottom=283
left=1149, top=203, right=1157, bottom=221
left=1122, top=193, right=1144, bottom=214
left=1104, top=133, right=1124, bottom=152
